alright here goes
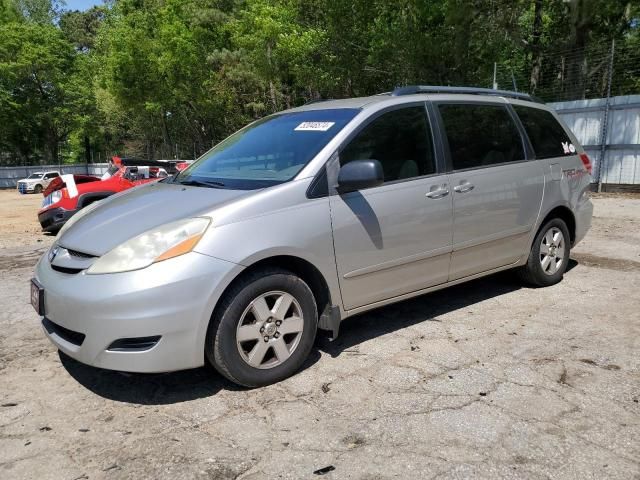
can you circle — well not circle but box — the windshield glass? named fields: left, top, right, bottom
left=175, top=108, right=359, bottom=189
left=28, top=173, right=42, bottom=179
left=101, top=165, right=120, bottom=180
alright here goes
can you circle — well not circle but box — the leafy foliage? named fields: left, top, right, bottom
left=0, top=0, right=638, bottom=165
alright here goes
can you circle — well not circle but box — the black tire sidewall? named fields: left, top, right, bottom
left=34, top=184, right=42, bottom=194
left=209, top=272, right=317, bottom=387
left=529, top=218, right=570, bottom=286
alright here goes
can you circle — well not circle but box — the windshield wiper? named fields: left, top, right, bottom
left=178, top=179, right=226, bottom=189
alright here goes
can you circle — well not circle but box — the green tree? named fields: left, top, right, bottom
left=0, top=21, right=76, bottom=163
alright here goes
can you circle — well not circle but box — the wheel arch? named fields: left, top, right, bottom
left=77, top=191, right=115, bottom=209
left=209, top=254, right=337, bottom=338
left=537, top=205, right=576, bottom=245
left=227, top=255, right=330, bottom=317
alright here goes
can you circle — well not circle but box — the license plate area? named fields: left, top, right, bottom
left=31, top=279, right=45, bottom=316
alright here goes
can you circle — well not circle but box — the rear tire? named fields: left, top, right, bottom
left=518, top=218, right=570, bottom=287
left=205, top=268, right=318, bottom=387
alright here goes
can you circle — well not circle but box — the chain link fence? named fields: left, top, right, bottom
left=494, top=41, right=640, bottom=189
left=493, top=41, right=640, bottom=102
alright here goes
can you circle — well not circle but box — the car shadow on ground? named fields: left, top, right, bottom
left=60, top=261, right=578, bottom=404
left=59, top=348, right=323, bottom=405
left=317, top=260, right=578, bottom=358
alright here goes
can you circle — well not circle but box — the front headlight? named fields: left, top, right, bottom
left=86, top=217, right=211, bottom=275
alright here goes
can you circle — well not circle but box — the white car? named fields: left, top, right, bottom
left=17, top=171, right=61, bottom=194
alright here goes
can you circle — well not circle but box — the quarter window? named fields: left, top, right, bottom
left=340, top=106, right=436, bottom=182
left=438, top=104, right=525, bottom=170
left=514, top=106, right=574, bottom=159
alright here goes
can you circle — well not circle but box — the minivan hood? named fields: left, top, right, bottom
left=58, top=182, right=252, bottom=256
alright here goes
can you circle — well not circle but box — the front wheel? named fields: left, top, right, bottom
left=518, top=218, right=570, bottom=287
left=205, top=268, right=318, bottom=387
left=34, top=184, right=42, bottom=194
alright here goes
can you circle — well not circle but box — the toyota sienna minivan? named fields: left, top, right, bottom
left=32, top=86, right=593, bottom=387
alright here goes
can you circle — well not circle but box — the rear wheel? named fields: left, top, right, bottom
left=205, top=268, right=318, bottom=387
left=518, top=218, right=570, bottom=287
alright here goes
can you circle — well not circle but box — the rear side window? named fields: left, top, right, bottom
left=514, top=106, right=574, bottom=159
left=340, top=106, right=436, bottom=182
left=438, top=104, right=524, bottom=170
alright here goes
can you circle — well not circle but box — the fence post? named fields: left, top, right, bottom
left=597, top=39, right=615, bottom=193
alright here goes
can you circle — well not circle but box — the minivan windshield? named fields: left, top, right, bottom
left=174, top=108, right=359, bottom=190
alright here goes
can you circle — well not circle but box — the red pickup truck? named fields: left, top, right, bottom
left=37, top=157, right=189, bottom=233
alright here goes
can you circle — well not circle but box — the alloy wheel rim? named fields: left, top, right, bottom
left=236, top=291, right=304, bottom=369
left=540, top=227, right=565, bottom=275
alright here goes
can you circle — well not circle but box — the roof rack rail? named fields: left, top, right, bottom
left=391, top=85, right=542, bottom=103
left=303, top=98, right=333, bottom=105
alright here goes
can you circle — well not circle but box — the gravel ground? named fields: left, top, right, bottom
left=0, top=189, right=639, bottom=480
left=0, top=190, right=55, bottom=250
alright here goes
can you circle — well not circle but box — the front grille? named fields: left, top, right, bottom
left=66, top=248, right=96, bottom=259
left=42, top=318, right=86, bottom=346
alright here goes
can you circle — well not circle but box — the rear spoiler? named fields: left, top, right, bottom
left=42, top=174, right=100, bottom=197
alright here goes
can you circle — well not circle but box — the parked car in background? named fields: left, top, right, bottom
left=32, top=86, right=593, bottom=387
left=175, top=160, right=195, bottom=171
left=17, top=171, right=61, bottom=194
left=37, top=157, right=173, bottom=233
left=152, top=159, right=194, bottom=172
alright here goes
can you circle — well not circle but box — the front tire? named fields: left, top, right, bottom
left=518, top=218, right=570, bottom=287
left=34, top=184, right=42, bottom=194
left=205, top=268, right=318, bottom=387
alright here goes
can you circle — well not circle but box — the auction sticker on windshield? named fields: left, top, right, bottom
left=294, top=122, right=335, bottom=131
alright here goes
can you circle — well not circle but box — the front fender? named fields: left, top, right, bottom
left=194, top=197, right=344, bottom=316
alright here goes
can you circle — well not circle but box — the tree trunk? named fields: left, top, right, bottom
left=529, top=0, right=543, bottom=93
left=160, top=109, right=173, bottom=158
left=84, top=135, right=91, bottom=163
left=567, top=0, right=590, bottom=99
left=45, top=129, right=57, bottom=166
left=266, top=44, right=277, bottom=111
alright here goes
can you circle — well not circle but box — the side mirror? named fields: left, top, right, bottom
left=337, top=160, right=384, bottom=193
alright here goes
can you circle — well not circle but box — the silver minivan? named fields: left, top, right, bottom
left=33, top=86, right=593, bottom=387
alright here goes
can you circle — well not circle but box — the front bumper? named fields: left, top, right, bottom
left=34, top=251, right=243, bottom=373
left=573, top=196, right=594, bottom=246
left=38, top=207, right=77, bottom=233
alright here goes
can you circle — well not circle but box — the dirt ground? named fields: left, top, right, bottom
left=0, top=188, right=639, bottom=479
left=0, top=190, right=56, bottom=250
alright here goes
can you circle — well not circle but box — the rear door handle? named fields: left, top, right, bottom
left=453, top=182, right=475, bottom=193
left=425, top=186, right=450, bottom=199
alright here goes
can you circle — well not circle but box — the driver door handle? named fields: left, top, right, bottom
left=425, top=187, right=450, bottom=199
left=453, top=182, right=475, bottom=193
